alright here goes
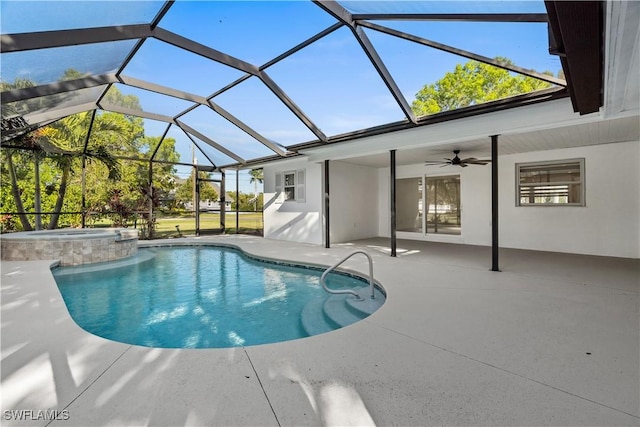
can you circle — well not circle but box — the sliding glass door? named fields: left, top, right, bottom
left=396, top=178, right=423, bottom=232
left=425, top=175, right=461, bottom=235
left=395, top=175, right=461, bottom=236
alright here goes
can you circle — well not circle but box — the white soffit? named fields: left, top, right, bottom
left=604, top=0, right=640, bottom=118
left=302, top=97, right=605, bottom=163
left=335, top=115, right=638, bottom=168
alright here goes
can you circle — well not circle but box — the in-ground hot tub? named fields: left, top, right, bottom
left=0, top=228, right=138, bottom=266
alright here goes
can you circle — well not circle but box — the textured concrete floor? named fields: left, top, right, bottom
left=1, top=235, right=638, bottom=426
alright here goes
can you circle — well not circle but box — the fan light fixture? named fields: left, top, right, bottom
left=424, top=150, right=491, bottom=167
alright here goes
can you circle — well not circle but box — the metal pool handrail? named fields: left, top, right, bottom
left=320, top=250, right=375, bottom=300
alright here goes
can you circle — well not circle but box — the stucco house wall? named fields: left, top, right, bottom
left=328, top=161, right=379, bottom=243
left=376, top=140, right=639, bottom=258
left=263, top=158, right=323, bottom=245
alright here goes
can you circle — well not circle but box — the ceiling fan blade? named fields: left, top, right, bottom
left=466, top=159, right=491, bottom=165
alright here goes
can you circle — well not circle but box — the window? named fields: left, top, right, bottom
left=517, top=159, right=584, bottom=206
left=276, top=170, right=305, bottom=203
left=284, top=172, right=296, bottom=201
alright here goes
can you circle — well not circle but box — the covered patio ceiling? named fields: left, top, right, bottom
left=301, top=105, right=640, bottom=168
left=325, top=116, right=640, bottom=168
left=1, top=1, right=610, bottom=170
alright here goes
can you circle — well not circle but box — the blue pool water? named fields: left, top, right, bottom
left=52, top=246, right=384, bottom=348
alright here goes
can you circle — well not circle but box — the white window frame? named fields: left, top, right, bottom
left=275, top=169, right=305, bottom=203
left=516, top=158, right=585, bottom=206
left=283, top=171, right=296, bottom=201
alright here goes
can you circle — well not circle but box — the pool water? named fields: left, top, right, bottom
left=52, top=246, right=383, bottom=348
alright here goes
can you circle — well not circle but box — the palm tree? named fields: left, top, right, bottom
left=249, top=168, right=263, bottom=212
left=38, top=112, right=126, bottom=229
left=1, top=129, right=46, bottom=231
left=3, top=146, right=34, bottom=230
left=2, top=76, right=42, bottom=230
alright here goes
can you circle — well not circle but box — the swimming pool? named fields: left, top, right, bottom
left=52, top=245, right=385, bottom=348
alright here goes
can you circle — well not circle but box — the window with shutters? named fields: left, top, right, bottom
left=276, top=169, right=305, bottom=203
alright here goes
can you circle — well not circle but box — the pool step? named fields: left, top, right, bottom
left=322, top=295, right=364, bottom=329
left=300, top=297, right=340, bottom=337
left=52, top=249, right=157, bottom=276
left=300, top=290, right=385, bottom=337
left=344, top=288, right=386, bottom=317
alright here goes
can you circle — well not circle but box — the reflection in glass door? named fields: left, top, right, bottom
left=396, top=178, right=423, bottom=233
left=425, top=175, right=461, bottom=235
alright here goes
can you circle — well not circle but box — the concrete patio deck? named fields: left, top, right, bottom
left=1, top=235, right=638, bottom=426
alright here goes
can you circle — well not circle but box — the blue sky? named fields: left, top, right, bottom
left=2, top=1, right=560, bottom=193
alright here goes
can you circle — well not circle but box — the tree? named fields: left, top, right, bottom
left=1, top=77, right=137, bottom=230
left=1, top=76, right=74, bottom=134
left=1, top=75, right=182, bottom=232
left=2, top=143, right=34, bottom=230
left=228, top=190, right=263, bottom=212
left=175, top=172, right=218, bottom=209
left=2, top=77, right=46, bottom=230
left=144, top=136, right=179, bottom=206
left=37, top=112, right=125, bottom=229
left=249, top=168, right=263, bottom=212
left=103, top=84, right=143, bottom=111
left=1, top=131, right=68, bottom=231
left=412, top=57, right=556, bottom=116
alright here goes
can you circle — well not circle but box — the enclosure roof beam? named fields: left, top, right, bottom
left=177, top=127, right=218, bottom=169
left=360, top=21, right=566, bottom=86
left=208, top=74, right=252, bottom=99
left=313, top=1, right=416, bottom=123
left=149, top=123, right=173, bottom=161
left=206, top=100, right=288, bottom=156
left=26, top=103, right=97, bottom=125
left=176, top=120, right=246, bottom=165
left=260, top=22, right=344, bottom=70
left=81, top=109, right=98, bottom=155
left=1, top=24, right=151, bottom=53
left=258, top=71, right=328, bottom=142
left=98, top=103, right=175, bottom=123
left=312, top=0, right=353, bottom=26
left=351, top=13, right=548, bottom=22
left=118, top=75, right=208, bottom=104
left=354, top=25, right=417, bottom=123
left=152, top=27, right=259, bottom=75
left=150, top=1, right=175, bottom=30
left=2, top=74, right=118, bottom=104
left=118, top=73, right=292, bottom=157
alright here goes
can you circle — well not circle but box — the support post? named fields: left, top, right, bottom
left=220, top=170, right=226, bottom=233
left=147, top=161, right=153, bottom=239
left=81, top=155, right=86, bottom=228
left=34, top=154, right=41, bottom=230
left=491, top=134, right=500, bottom=272
left=235, top=169, right=239, bottom=234
left=81, top=110, right=96, bottom=229
left=194, top=166, right=200, bottom=236
left=324, top=160, right=330, bottom=248
left=390, top=150, right=397, bottom=257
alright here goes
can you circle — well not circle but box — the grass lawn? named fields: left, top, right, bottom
left=152, top=212, right=263, bottom=238
left=1, top=212, right=263, bottom=237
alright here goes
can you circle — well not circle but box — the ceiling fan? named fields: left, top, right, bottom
left=424, top=150, right=491, bottom=167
